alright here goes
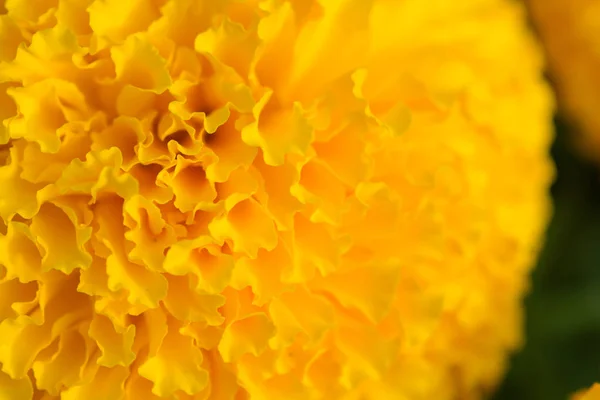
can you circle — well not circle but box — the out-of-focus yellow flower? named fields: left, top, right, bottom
left=528, top=0, right=600, bottom=159
left=573, top=383, right=600, bottom=400
left=0, top=0, right=553, bottom=399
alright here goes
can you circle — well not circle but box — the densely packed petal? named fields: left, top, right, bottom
left=0, top=0, right=553, bottom=399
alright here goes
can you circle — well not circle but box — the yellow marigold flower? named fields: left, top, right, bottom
left=528, top=0, right=600, bottom=159
left=573, top=384, right=600, bottom=400
left=0, top=0, right=553, bottom=399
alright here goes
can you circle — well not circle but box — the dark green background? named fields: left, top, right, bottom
left=493, top=118, right=600, bottom=399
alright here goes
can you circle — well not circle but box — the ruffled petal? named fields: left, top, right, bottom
left=166, top=157, right=217, bottom=213
left=218, top=312, right=275, bottom=363
left=286, top=0, right=373, bottom=100
left=31, top=328, right=88, bottom=395
left=123, top=194, right=178, bottom=272
left=163, top=275, right=225, bottom=325
left=0, top=146, right=45, bottom=220
left=95, top=198, right=168, bottom=309
left=0, top=369, right=33, bottom=400
left=61, top=365, right=128, bottom=400
left=252, top=156, right=302, bottom=231
left=309, top=260, right=401, bottom=323
left=0, top=273, right=92, bottom=380
left=6, top=78, right=90, bottom=153
left=335, top=316, right=400, bottom=388
left=194, top=17, right=259, bottom=81
left=88, top=314, right=136, bottom=367
left=230, top=240, right=289, bottom=306
left=30, top=202, right=92, bottom=274
left=55, top=148, right=139, bottom=201
left=0, top=15, right=23, bottom=62
left=88, top=0, right=161, bottom=49
left=0, top=222, right=43, bottom=282
left=204, top=116, right=257, bottom=183
left=163, top=237, right=234, bottom=294
left=138, top=319, right=209, bottom=397
left=110, top=34, right=172, bottom=93
left=269, top=287, right=334, bottom=347
left=241, top=91, right=313, bottom=166
left=208, top=197, right=278, bottom=258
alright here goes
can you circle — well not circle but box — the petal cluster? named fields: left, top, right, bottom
left=0, top=0, right=553, bottom=399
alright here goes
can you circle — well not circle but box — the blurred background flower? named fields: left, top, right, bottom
left=494, top=1, right=600, bottom=399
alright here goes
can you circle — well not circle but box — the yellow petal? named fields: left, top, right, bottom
left=286, top=214, right=342, bottom=280
left=269, top=287, right=334, bottom=348
left=199, top=349, right=241, bottom=400
left=335, top=317, right=400, bottom=387
left=148, top=0, right=229, bottom=49
left=230, top=240, right=289, bottom=306
left=7, top=78, right=90, bottom=153
left=0, top=82, right=17, bottom=144
left=0, top=369, right=33, bottom=400
left=110, top=34, right=172, bottom=93
left=20, top=123, right=95, bottom=184
left=0, top=273, right=92, bottom=379
left=55, top=0, right=94, bottom=40
left=163, top=275, right=225, bottom=325
left=309, top=260, right=401, bottom=323
left=166, top=157, right=217, bottom=213
left=91, top=116, right=145, bottom=170
left=0, top=15, right=23, bottom=62
left=55, top=147, right=139, bottom=201
left=218, top=312, right=275, bottom=363
left=88, top=0, right=161, bottom=48
left=32, top=328, right=88, bottom=395
left=179, top=323, right=223, bottom=351
left=61, top=365, right=128, bottom=400
left=124, top=368, right=162, bottom=400
left=204, top=116, right=258, bottom=183
left=128, top=163, right=174, bottom=204
left=163, top=238, right=234, bottom=294
left=0, top=146, right=45, bottom=220
left=292, top=159, right=347, bottom=225
left=30, top=202, right=93, bottom=274
left=287, top=0, right=373, bottom=100
left=95, top=198, right=167, bottom=308
left=0, top=222, right=43, bottom=283
left=0, top=279, right=38, bottom=323
left=138, top=319, right=209, bottom=397
left=123, top=194, right=177, bottom=272
left=214, top=166, right=259, bottom=209
left=194, top=17, right=259, bottom=80
left=4, top=0, right=56, bottom=26
left=253, top=2, right=296, bottom=91
left=168, top=59, right=254, bottom=134
left=303, top=350, right=343, bottom=398
left=252, top=156, right=302, bottom=231
left=312, top=121, right=372, bottom=187
left=88, top=314, right=136, bottom=367
left=77, top=256, right=110, bottom=297
left=241, top=91, right=313, bottom=166
left=208, top=197, right=278, bottom=258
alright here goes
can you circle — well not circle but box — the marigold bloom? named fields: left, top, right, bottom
left=573, top=384, right=600, bottom=400
left=528, top=0, right=600, bottom=159
left=0, top=1, right=552, bottom=399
